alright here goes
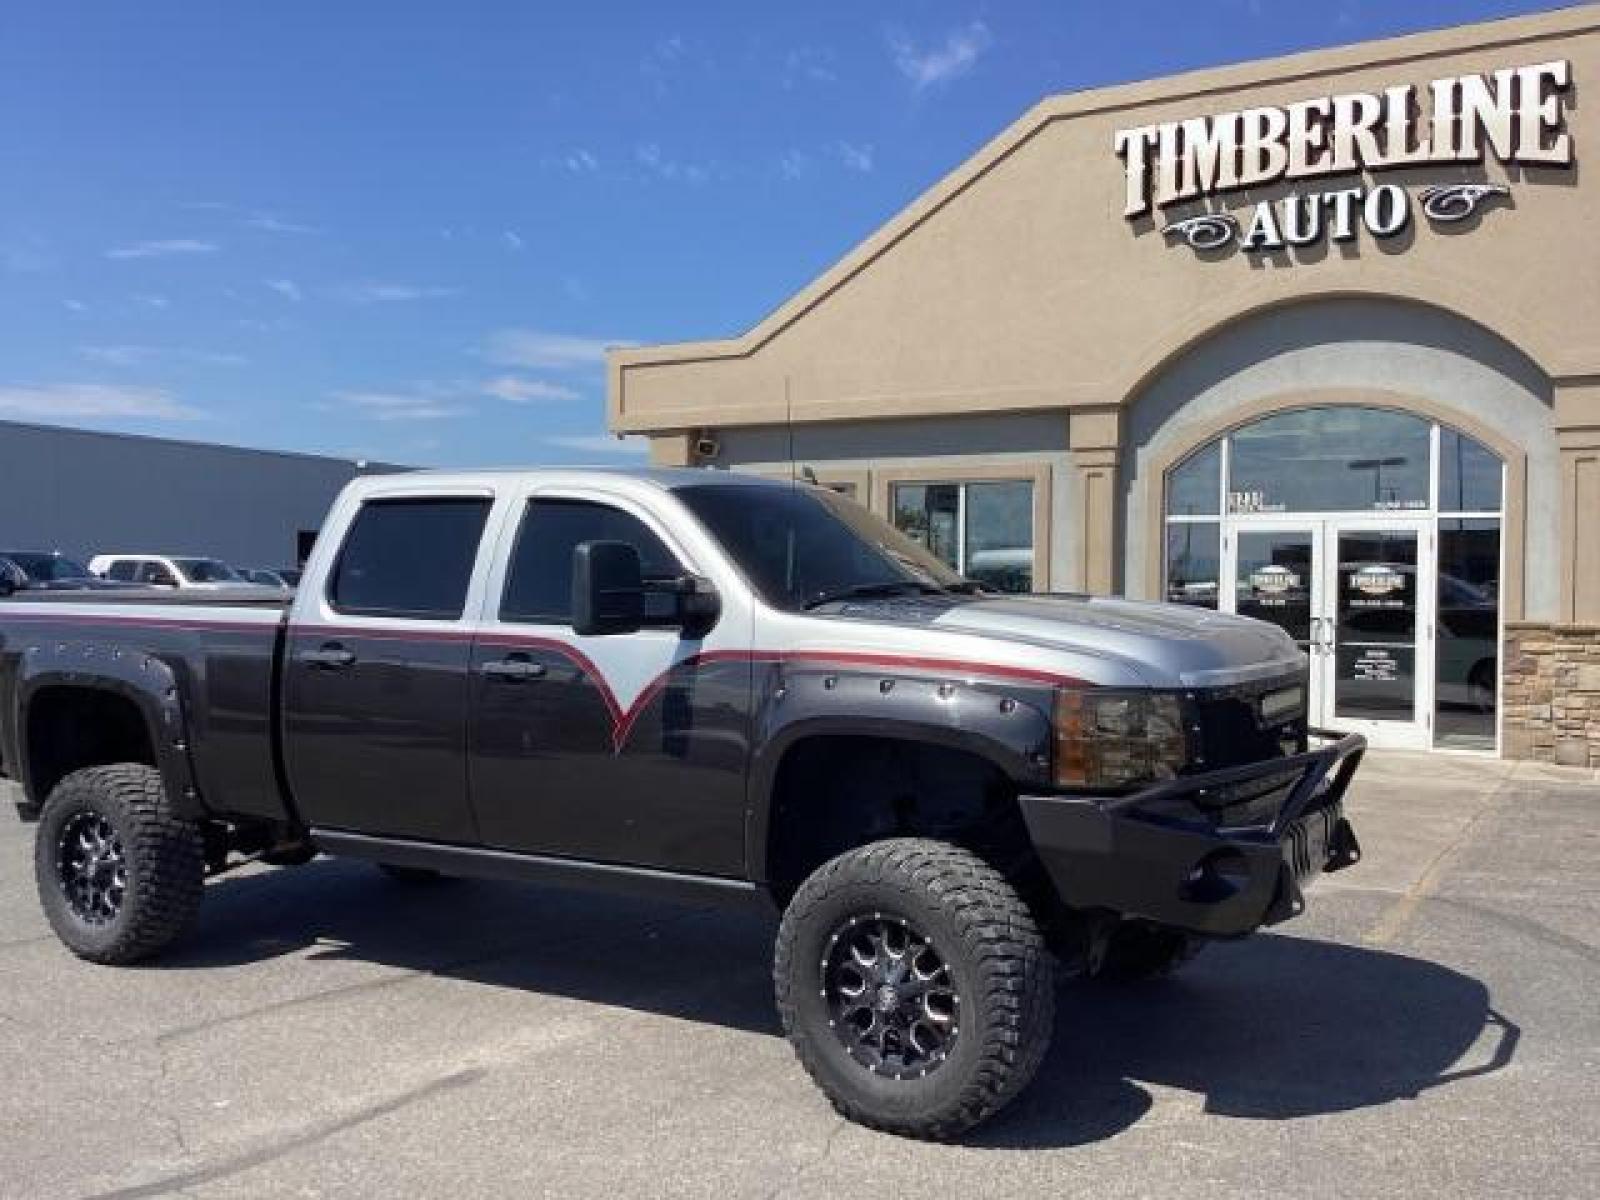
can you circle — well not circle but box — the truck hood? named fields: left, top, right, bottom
left=824, top=593, right=1305, bottom=689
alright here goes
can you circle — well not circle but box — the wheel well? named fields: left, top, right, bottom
left=26, top=687, right=156, bottom=803
left=763, top=735, right=1036, bottom=905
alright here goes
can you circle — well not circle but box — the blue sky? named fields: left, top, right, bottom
left=0, top=0, right=1565, bottom=467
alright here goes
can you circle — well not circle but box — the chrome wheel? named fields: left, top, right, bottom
left=58, top=812, right=127, bottom=926
left=821, top=913, right=959, bottom=1080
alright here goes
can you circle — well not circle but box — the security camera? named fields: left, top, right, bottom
left=693, top=433, right=720, bottom=461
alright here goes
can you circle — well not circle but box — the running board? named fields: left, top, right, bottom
left=311, top=829, right=769, bottom=911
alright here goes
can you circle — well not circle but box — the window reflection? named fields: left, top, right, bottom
left=1438, top=430, right=1503, bottom=513
left=1166, top=442, right=1220, bottom=516
left=1436, top=519, right=1500, bottom=749
left=891, top=480, right=1035, bottom=594
left=1228, top=408, right=1431, bottom=513
left=1164, top=522, right=1219, bottom=608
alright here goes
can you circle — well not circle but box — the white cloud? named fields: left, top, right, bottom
left=334, top=282, right=459, bottom=303
left=483, top=375, right=581, bottom=403
left=0, top=382, right=201, bottom=421
left=783, top=47, right=838, bottom=88
left=641, top=33, right=698, bottom=85
left=502, top=230, right=525, bottom=252
left=543, top=433, right=650, bottom=457
left=264, top=278, right=302, bottom=302
left=634, top=142, right=712, bottom=185
left=778, top=148, right=810, bottom=181
left=132, top=293, right=170, bottom=309
left=62, top=299, right=89, bottom=313
left=482, top=329, right=631, bottom=370
left=563, top=148, right=599, bottom=173
left=243, top=213, right=320, bottom=235
left=106, top=238, right=219, bottom=260
left=834, top=141, right=875, bottom=173
left=887, top=20, right=992, bottom=90
left=332, top=390, right=469, bottom=422
left=79, top=345, right=247, bottom=368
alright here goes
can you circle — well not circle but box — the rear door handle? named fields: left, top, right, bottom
left=482, top=656, right=547, bottom=683
left=301, top=644, right=357, bottom=670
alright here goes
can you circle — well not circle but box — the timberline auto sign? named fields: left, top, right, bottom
left=1115, top=60, right=1573, bottom=255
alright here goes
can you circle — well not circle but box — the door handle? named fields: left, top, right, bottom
left=301, top=644, right=357, bottom=670
left=481, top=656, right=547, bottom=683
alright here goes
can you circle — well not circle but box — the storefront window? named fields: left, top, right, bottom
left=1438, top=429, right=1503, bottom=513
left=1166, top=442, right=1221, bottom=517
left=1227, top=407, right=1431, bottom=513
left=1435, top=518, right=1500, bottom=750
left=891, top=479, right=1034, bottom=593
left=1164, top=522, right=1220, bottom=608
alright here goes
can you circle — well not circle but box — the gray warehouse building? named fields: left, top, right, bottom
left=0, top=419, right=399, bottom=569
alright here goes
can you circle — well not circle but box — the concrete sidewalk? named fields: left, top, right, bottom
left=1, top=752, right=1596, bottom=1199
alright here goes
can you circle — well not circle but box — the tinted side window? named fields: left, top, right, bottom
left=138, top=561, right=175, bottom=585
left=107, top=561, right=137, bottom=581
left=501, top=499, right=681, bottom=624
left=330, top=497, right=491, bottom=619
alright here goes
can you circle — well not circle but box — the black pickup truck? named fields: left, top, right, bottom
left=0, top=467, right=1363, bottom=1139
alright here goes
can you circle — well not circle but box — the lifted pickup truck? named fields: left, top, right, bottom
left=0, top=467, right=1362, bottom=1139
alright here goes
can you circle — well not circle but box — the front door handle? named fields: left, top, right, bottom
left=482, top=656, right=547, bottom=683
left=301, top=644, right=357, bottom=670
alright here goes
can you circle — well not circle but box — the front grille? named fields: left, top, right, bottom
left=1187, top=676, right=1308, bottom=773
left=1183, top=675, right=1309, bottom=829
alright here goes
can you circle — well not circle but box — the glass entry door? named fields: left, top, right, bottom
left=1224, top=517, right=1433, bottom=749
left=1322, top=519, right=1432, bottom=749
left=1230, top=524, right=1326, bottom=714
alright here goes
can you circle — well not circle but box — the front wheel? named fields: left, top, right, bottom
left=774, top=839, right=1054, bottom=1140
left=34, top=764, right=204, bottom=964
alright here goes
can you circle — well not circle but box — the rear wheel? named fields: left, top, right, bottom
left=774, top=838, right=1053, bottom=1140
left=34, top=765, right=204, bottom=964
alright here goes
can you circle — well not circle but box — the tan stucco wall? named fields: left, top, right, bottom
left=610, top=5, right=1600, bottom=612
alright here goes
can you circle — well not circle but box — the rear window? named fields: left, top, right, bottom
left=329, top=497, right=491, bottom=619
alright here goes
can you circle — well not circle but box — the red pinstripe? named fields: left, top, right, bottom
left=1, top=611, right=1080, bottom=752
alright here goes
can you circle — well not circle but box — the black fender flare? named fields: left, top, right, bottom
left=742, top=668, right=1055, bottom=885
left=14, top=643, right=203, bottom=819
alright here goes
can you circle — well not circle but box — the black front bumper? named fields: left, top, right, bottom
left=1018, top=733, right=1365, bottom=937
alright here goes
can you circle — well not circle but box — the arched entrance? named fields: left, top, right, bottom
left=1162, top=404, right=1503, bottom=752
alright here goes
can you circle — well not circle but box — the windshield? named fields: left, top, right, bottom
left=172, top=558, right=243, bottom=583
left=674, top=482, right=968, bottom=611
left=7, top=553, right=92, bottom=581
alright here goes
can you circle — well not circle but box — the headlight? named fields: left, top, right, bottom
left=1054, top=689, right=1190, bottom=790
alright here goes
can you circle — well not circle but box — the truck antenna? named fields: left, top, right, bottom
left=785, top=375, right=797, bottom=485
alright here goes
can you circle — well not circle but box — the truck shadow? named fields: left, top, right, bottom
left=171, top=860, right=1515, bottom=1151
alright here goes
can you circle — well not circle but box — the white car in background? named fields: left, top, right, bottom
left=88, top=554, right=253, bottom=590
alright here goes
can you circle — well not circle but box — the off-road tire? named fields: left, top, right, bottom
left=774, top=838, right=1054, bottom=1140
left=34, top=764, right=204, bottom=965
left=1093, top=922, right=1205, bottom=982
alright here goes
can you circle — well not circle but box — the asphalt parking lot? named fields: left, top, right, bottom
left=2, top=751, right=1597, bottom=1200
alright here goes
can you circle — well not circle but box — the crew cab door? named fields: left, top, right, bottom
left=466, top=489, right=753, bottom=875
left=283, top=492, right=495, bottom=843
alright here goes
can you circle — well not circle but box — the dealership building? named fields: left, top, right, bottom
left=609, top=6, right=1600, bottom=763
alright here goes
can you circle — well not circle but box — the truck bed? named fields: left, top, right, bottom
left=0, top=591, right=290, bottom=822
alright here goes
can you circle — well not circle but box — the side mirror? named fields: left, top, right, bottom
left=571, top=540, right=645, bottom=636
